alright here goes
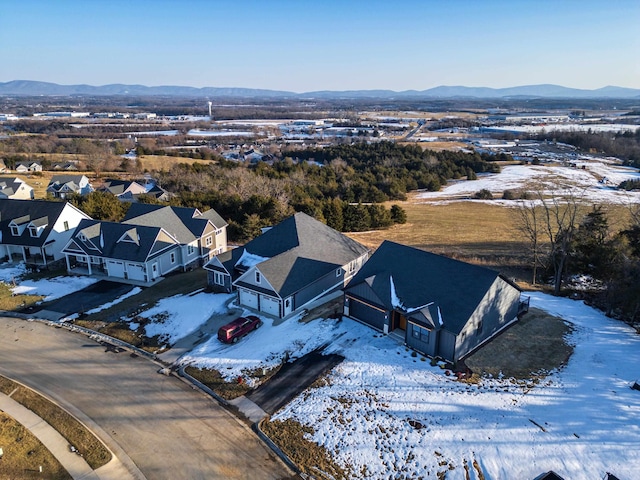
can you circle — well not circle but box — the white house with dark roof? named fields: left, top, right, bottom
left=62, top=219, right=181, bottom=284
left=204, top=212, right=369, bottom=318
left=0, top=176, right=34, bottom=199
left=343, top=241, right=528, bottom=364
left=0, top=199, right=91, bottom=266
left=123, top=203, right=228, bottom=267
left=47, top=174, right=93, bottom=198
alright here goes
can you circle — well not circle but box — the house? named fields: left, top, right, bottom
left=52, top=162, right=79, bottom=171
left=122, top=203, right=228, bottom=267
left=15, top=162, right=42, bottom=173
left=0, top=176, right=34, bottom=200
left=343, top=241, right=527, bottom=364
left=98, top=178, right=171, bottom=202
left=62, top=219, right=181, bottom=284
left=98, top=179, right=148, bottom=201
left=204, top=212, right=369, bottom=318
left=0, top=199, right=91, bottom=266
left=47, top=174, right=93, bottom=198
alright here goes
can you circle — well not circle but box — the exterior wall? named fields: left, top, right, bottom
left=405, top=322, right=437, bottom=357
left=214, top=226, right=228, bottom=253
left=343, top=253, right=369, bottom=285
left=152, top=247, right=182, bottom=276
left=293, top=267, right=344, bottom=311
left=207, top=270, right=233, bottom=292
left=182, top=241, right=200, bottom=269
left=436, top=330, right=457, bottom=362
left=236, top=266, right=278, bottom=295
left=45, top=204, right=91, bottom=261
left=455, top=277, right=522, bottom=361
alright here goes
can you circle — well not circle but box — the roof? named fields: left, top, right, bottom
left=346, top=241, right=518, bottom=334
left=122, top=203, right=227, bottom=244
left=0, top=176, right=30, bottom=197
left=0, top=199, right=81, bottom=248
left=218, top=212, right=369, bottom=297
left=64, top=218, right=177, bottom=262
left=47, top=175, right=89, bottom=193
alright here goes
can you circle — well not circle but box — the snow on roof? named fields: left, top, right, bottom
left=234, top=250, right=269, bottom=269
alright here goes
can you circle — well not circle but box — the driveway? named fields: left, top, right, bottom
left=0, top=316, right=293, bottom=480
left=246, top=349, right=344, bottom=415
left=23, top=280, right=134, bottom=320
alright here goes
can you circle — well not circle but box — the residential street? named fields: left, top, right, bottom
left=0, top=316, right=293, bottom=480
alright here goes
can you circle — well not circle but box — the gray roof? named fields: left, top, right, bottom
left=216, top=212, right=369, bottom=297
left=346, top=241, right=518, bottom=334
left=0, top=199, right=77, bottom=248
left=64, top=218, right=177, bottom=262
left=0, top=177, right=27, bottom=197
left=123, top=204, right=226, bottom=244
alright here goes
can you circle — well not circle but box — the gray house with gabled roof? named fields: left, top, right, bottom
left=204, top=212, right=369, bottom=318
left=344, top=241, right=527, bottom=364
left=47, top=174, right=93, bottom=198
left=62, top=218, right=181, bottom=283
left=122, top=203, right=228, bottom=267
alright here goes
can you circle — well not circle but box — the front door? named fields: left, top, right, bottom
left=391, top=311, right=407, bottom=331
left=152, top=263, right=159, bottom=279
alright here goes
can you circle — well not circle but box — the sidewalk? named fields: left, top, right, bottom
left=0, top=392, right=135, bottom=480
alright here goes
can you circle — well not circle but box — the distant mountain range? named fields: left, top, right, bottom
left=1, top=80, right=639, bottom=99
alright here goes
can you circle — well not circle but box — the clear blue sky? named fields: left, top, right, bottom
left=1, top=0, right=638, bottom=92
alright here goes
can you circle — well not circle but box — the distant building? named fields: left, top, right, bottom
left=47, top=174, right=93, bottom=199
left=0, top=176, right=34, bottom=200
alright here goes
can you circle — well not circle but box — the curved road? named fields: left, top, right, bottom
left=0, top=316, right=293, bottom=480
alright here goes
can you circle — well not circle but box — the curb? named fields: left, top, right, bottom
left=254, top=417, right=305, bottom=478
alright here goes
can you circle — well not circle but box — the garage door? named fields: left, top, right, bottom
left=127, top=263, right=146, bottom=281
left=260, top=295, right=280, bottom=317
left=239, top=289, right=258, bottom=309
left=106, top=260, right=125, bottom=278
left=349, top=298, right=387, bottom=331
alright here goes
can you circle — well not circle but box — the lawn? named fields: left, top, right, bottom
left=137, top=154, right=215, bottom=171
left=0, top=412, right=71, bottom=480
left=0, top=282, right=43, bottom=311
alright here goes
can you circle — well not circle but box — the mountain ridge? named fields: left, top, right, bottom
left=1, top=80, right=639, bottom=99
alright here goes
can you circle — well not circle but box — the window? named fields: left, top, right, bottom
left=170, top=252, right=176, bottom=264
left=336, top=268, right=341, bottom=277
left=10, top=225, right=19, bottom=236
left=349, top=261, right=356, bottom=273
left=412, top=325, right=431, bottom=343
left=205, top=236, right=213, bottom=247
left=255, top=271, right=261, bottom=283
left=214, top=272, right=225, bottom=286
left=215, top=229, right=222, bottom=236
left=187, top=244, right=195, bottom=255
left=63, top=221, right=70, bottom=231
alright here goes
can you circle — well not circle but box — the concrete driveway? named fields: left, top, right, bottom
left=24, top=280, right=134, bottom=320
left=0, top=316, right=293, bottom=480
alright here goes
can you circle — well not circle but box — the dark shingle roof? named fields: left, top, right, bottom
left=347, top=241, right=515, bottom=334
left=0, top=199, right=76, bottom=248
left=221, top=212, right=369, bottom=297
left=65, top=218, right=177, bottom=262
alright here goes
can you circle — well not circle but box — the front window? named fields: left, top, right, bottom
left=29, top=226, right=38, bottom=237
left=170, top=252, right=176, bottom=264
left=255, top=271, right=261, bottom=283
left=205, top=236, right=213, bottom=246
left=187, top=244, right=195, bottom=255
left=412, top=325, right=431, bottom=343
left=214, top=272, right=225, bottom=286
left=10, top=225, right=19, bottom=236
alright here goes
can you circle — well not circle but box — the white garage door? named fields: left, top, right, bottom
left=127, top=263, right=146, bottom=281
left=106, top=260, right=125, bottom=278
left=260, top=295, right=280, bottom=317
left=239, top=289, right=258, bottom=309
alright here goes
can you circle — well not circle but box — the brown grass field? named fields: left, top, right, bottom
left=137, top=154, right=214, bottom=171
left=0, top=412, right=72, bottom=480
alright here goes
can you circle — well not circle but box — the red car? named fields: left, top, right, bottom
left=218, top=315, right=262, bottom=343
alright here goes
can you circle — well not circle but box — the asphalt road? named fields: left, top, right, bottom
left=247, top=350, right=344, bottom=415
left=0, top=316, right=293, bottom=480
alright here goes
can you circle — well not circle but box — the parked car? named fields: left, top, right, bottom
left=218, top=315, right=262, bottom=343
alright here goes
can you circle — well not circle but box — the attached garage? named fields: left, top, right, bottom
left=239, top=288, right=259, bottom=309
left=346, top=296, right=388, bottom=332
left=127, top=263, right=146, bottom=281
left=106, top=260, right=125, bottom=278
left=260, top=295, right=281, bottom=317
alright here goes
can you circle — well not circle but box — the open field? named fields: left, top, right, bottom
left=0, top=412, right=71, bottom=480
left=137, top=154, right=215, bottom=171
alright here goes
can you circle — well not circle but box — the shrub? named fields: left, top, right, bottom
left=474, top=189, right=493, bottom=200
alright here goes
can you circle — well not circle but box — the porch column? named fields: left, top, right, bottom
left=41, top=247, right=47, bottom=266
left=65, top=254, right=71, bottom=273
left=21, top=247, right=27, bottom=263
left=87, top=258, right=92, bottom=275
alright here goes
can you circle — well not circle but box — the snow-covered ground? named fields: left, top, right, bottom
left=9, top=275, right=98, bottom=301
left=134, top=291, right=234, bottom=344
left=262, top=292, right=640, bottom=480
left=416, top=156, right=640, bottom=205
left=488, top=124, right=640, bottom=134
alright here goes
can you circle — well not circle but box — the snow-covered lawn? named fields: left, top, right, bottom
left=416, top=157, right=640, bottom=205
left=0, top=262, right=27, bottom=284
left=9, top=275, right=99, bottom=301
left=181, top=311, right=349, bottom=388
left=134, top=291, right=234, bottom=344
left=252, top=293, right=636, bottom=480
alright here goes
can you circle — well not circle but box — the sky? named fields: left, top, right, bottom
left=1, top=0, right=639, bottom=92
